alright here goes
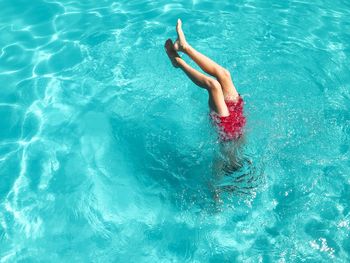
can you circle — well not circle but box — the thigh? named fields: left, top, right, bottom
left=207, top=87, right=229, bottom=116
left=216, top=70, right=239, bottom=100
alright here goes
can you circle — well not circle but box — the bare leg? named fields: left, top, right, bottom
left=165, top=39, right=229, bottom=116
left=174, top=19, right=239, bottom=101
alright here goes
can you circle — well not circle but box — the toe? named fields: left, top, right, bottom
left=176, top=19, right=182, bottom=33
left=177, top=18, right=182, bottom=27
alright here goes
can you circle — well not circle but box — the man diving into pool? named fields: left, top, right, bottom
left=164, top=19, right=246, bottom=143
left=165, top=19, right=247, bottom=179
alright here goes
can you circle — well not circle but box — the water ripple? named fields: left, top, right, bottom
left=1, top=0, right=350, bottom=262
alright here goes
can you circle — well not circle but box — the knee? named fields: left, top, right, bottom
left=222, top=68, right=231, bottom=78
left=205, top=78, right=221, bottom=91
left=223, top=68, right=231, bottom=77
left=218, top=68, right=231, bottom=79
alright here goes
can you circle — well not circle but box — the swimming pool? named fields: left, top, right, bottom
left=1, top=0, right=350, bottom=261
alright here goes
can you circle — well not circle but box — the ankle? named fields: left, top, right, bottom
left=183, top=43, right=190, bottom=53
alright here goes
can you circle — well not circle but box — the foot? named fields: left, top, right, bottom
left=164, top=39, right=181, bottom=68
left=174, top=19, right=188, bottom=52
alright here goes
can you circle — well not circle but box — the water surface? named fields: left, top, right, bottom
left=1, top=0, right=350, bottom=262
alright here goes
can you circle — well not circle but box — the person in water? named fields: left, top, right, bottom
left=164, top=19, right=246, bottom=143
left=165, top=19, right=249, bottom=198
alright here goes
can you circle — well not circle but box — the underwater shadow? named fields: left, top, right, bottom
left=110, top=113, right=217, bottom=210
left=111, top=112, right=266, bottom=211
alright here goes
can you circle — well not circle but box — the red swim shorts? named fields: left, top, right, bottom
left=210, top=95, right=246, bottom=142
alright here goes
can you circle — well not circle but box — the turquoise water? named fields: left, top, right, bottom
left=1, top=0, right=350, bottom=261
